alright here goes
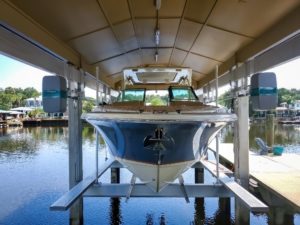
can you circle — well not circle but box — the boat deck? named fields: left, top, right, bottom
left=215, top=143, right=300, bottom=211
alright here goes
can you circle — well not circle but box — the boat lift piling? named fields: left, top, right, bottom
left=95, top=67, right=100, bottom=184
left=266, top=113, right=275, bottom=149
left=234, top=95, right=251, bottom=225
left=67, top=66, right=84, bottom=225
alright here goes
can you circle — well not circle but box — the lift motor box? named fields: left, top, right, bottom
left=250, top=72, right=277, bottom=110
left=42, top=76, right=67, bottom=113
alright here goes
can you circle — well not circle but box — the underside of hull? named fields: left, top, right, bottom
left=85, top=115, right=231, bottom=192
left=118, top=158, right=195, bottom=192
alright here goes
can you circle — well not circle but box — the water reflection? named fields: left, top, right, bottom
left=144, top=213, right=166, bottom=225
left=146, top=213, right=154, bottom=225
left=193, top=198, right=234, bottom=225
left=1, top=126, right=299, bottom=225
left=193, top=198, right=205, bottom=224
left=110, top=198, right=122, bottom=225
left=222, top=123, right=300, bottom=153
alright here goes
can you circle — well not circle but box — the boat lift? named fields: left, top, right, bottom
left=50, top=66, right=268, bottom=223
left=50, top=141, right=267, bottom=212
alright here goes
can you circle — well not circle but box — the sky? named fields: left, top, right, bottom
left=0, top=53, right=299, bottom=94
left=0, top=54, right=96, bottom=97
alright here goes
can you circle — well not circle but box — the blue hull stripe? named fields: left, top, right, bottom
left=88, top=120, right=225, bottom=165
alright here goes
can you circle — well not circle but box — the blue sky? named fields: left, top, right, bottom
left=0, top=53, right=299, bottom=93
left=0, top=54, right=96, bottom=97
left=0, top=54, right=49, bottom=91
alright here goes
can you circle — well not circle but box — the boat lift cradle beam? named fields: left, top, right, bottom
left=200, top=159, right=268, bottom=212
left=50, top=158, right=268, bottom=212
left=50, top=158, right=115, bottom=211
left=84, top=183, right=232, bottom=198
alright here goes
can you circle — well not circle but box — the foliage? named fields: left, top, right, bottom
left=150, top=96, right=165, bottom=106
left=218, top=88, right=300, bottom=110
left=82, top=97, right=95, bottom=113
left=28, top=108, right=44, bottom=118
left=0, top=87, right=40, bottom=110
left=218, top=91, right=233, bottom=109
left=277, top=88, right=300, bottom=105
left=23, top=87, right=40, bottom=99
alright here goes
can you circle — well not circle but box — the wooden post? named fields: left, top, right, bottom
left=266, top=113, right=275, bottom=150
left=234, top=96, right=250, bottom=225
left=111, top=168, right=120, bottom=184
left=235, top=200, right=250, bottom=225
left=269, top=207, right=294, bottom=225
left=68, top=78, right=83, bottom=225
left=195, top=167, right=204, bottom=184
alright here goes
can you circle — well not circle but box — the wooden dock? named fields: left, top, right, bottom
left=22, top=119, right=68, bottom=127
left=215, top=143, right=300, bottom=212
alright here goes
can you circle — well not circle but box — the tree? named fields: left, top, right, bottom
left=28, top=108, right=44, bottom=118
left=0, top=87, right=40, bottom=110
left=0, top=92, right=12, bottom=110
left=23, top=87, right=40, bottom=99
left=82, top=98, right=95, bottom=113
left=218, top=90, right=233, bottom=109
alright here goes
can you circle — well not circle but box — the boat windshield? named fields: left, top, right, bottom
left=170, top=86, right=198, bottom=101
left=145, top=90, right=169, bottom=106
left=117, top=86, right=198, bottom=104
left=117, top=89, right=145, bottom=102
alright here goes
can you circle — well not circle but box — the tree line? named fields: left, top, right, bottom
left=218, top=88, right=300, bottom=110
left=0, top=87, right=40, bottom=110
left=0, top=86, right=96, bottom=114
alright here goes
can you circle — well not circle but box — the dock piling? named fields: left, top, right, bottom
left=266, top=113, right=275, bottom=149
left=111, top=168, right=120, bottom=184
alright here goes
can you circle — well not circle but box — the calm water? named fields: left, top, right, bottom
left=0, top=125, right=299, bottom=225
left=222, top=123, right=300, bottom=153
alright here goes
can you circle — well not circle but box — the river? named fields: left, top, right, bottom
left=0, top=125, right=299, bottom=225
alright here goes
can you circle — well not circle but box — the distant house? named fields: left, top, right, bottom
left=293, top=100, right=300, bottom=110
left=288, top=100, right=300, bottom=117
left=10, top=107, right=34, bottom=114
left=25, top=97, right=43, bottom=108
left=0, top=110, right=10, bottom=120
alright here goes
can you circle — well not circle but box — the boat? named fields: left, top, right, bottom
left=82, top=68, right=236, bottom=192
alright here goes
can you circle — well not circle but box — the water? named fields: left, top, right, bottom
left=0, top=126, right=299, bottom=225
left=222, top=123, right=300, bottom=154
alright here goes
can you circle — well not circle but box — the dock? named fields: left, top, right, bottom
left=215, top=143, right=300, bottom=212
left=22, top=119, right=68, bottom=127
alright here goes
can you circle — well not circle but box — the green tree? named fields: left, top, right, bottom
left=218, top=90, right=233, bottom=109
left=29, top=108, right=44, bottom=118
left=150, top=96, right=165, bottom=106
left=82, top=98, right=95, bottom=113
left=0, top=87, right=40, bottom=110
left=23, top=87, right=40, bottom=99
left=0, top=92, right=12, bottom=110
